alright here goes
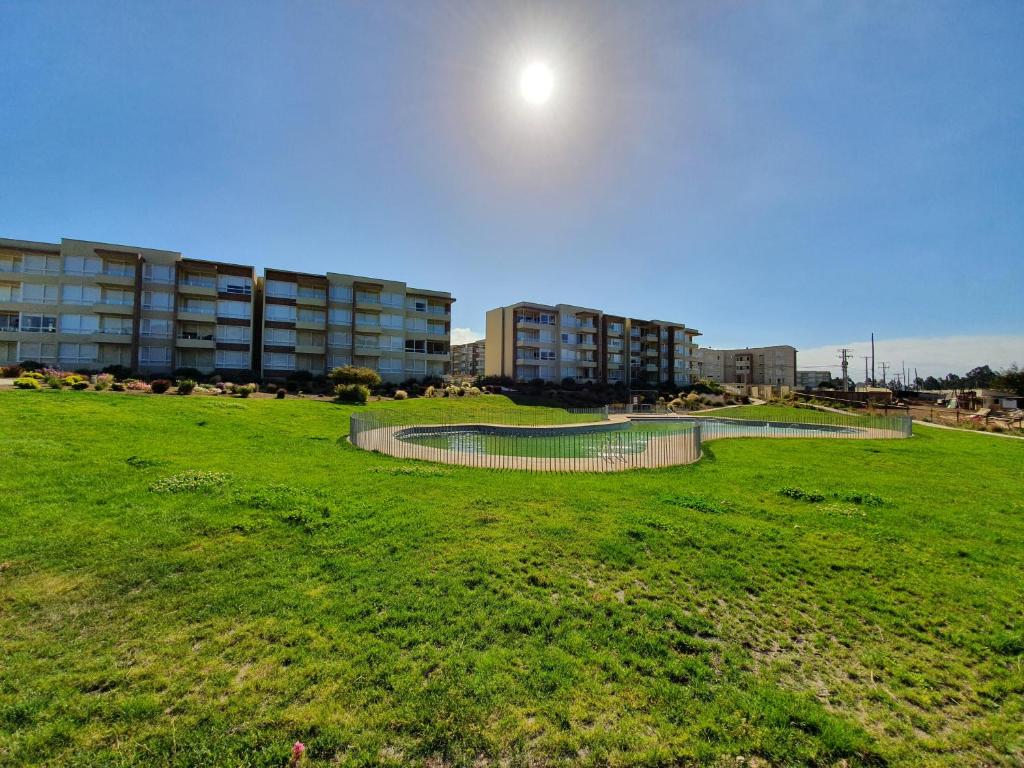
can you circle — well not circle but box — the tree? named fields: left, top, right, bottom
left=963, top=365, right=996, bottom=388
left=993, top=364, right=1024, bottom=397
left=328, top=366, right=381, bottom=388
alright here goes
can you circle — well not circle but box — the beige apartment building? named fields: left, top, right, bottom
left=0, top=237, right=256, bottom=375
left=696, top=345, right=797, bottom=387
left=485, top=302, right=700, bottom=387
left=451, top=339, right=485, bottom=378
left=259, top=270, right=453, bottom=383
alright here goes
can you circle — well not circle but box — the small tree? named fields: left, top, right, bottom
left=329, top=366, right=381, bottom=388
left=334, top=383, right=369, bottom=404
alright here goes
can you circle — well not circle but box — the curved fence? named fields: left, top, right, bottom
left=349, top=406, right=701, bottom=472
left=348, top=404, right=913, bottom=473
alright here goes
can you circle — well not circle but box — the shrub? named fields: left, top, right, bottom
left=14, top=377, right=42, bottom=389
left=684, top=392, right=701, bottom=409
left=124, top=379, right=150, bottom=392
left=466, top=386, right=481, bottom=396
left=149, top=379, right=172, bottom=394
left=64, top=374, right=87, bottom=387
left=328, top=366, right=382, bottom=388
left=17, top=360, right=44, bottom=372
left=1, top=364, right=22, bottom=377
left=172, top=367, right=203, bottom=382
left=234, top=383, right=257, bottom=398
left=424, top=385, right=437, bottom=398
left=70, top=379, right=90, bottom=390
left=176, top=379, right=197, bottom=395
left=94, top=374, right=114, bottom=391
left=45, top=376, right=64, bottom=389
left=276, top=388, right=286, bottom=399
left=334, top=383, right=369, bottom=404
left=21, top=371, right=45, bottom=381
left=102, top=364, right=133, bottom=380
left=393, top=389, right=408, bottom=400
left=111, top=382, right=126, bottom=392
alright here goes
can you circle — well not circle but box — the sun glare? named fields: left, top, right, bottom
left=519, top=61, right=554, bottom=106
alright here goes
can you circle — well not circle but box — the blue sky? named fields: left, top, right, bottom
left=1, top=1, right=1021, bottom=375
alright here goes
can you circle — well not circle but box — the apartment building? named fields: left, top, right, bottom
left=796, top=370, right=831, bottom=389
left=484, top=302, right=700, bottom=387
left=0, top=237, right=256, bottom=375
left=451, top=339, right=486, bottom=378
left=696, top=345, right=797, bottom=387
left=259, top=271, right=453, bottom=383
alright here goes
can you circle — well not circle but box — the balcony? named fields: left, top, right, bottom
left=178, top=307, right=216, bottom=322
left=643, top=333, right=658, bottom=342
left=91, top=330, right=133, bottom=344
left=295, top=343, right=325, bottom=355
left=296, top=318, right=326, bottom=331
left=96, top=267, right=136, bottom=287
left=296, top=291, right=327, bottom=307
left=178, top=276, right=217, bottom=296
left=177, top=336, right=216, bottom=349
left=96, top=301, right=135, bottom=316
left=355, top=292, right=381, bottom=305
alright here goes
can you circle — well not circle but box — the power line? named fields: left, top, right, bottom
left=838, top=348, right=851, bottom=392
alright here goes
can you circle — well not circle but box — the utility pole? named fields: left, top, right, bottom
left=862, top=356, right=870, bottom=387
left=839, top=348, right=851, bottom=392
left=880, top=362, right=890, bottom=388
left=871, top=332, right=876, bottom=386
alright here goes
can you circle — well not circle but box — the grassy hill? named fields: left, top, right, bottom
left=1, top=391, right=1021, bottom=767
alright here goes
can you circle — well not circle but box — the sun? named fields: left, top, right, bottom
left=519, top=61, right=554, bottom=106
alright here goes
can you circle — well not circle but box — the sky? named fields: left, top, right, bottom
left=1, top=0, right=1022, bottom=378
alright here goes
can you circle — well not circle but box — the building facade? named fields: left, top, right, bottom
left=259, top=271, right=453, bottom=383
left=0, top=236, right=453, bottom=382
left=485, top=302, right=700, bottom=386
left=451, top=339, right=486, bottom=379
left=696, top=345, right=797, bottom=387
left=796, top=370, right=831, bottom=389
left=0, top=237, right=256, bottom=375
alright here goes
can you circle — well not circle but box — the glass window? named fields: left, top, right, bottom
left=218, top=275, right=252, bottom=296
left=143, top=290, right=174, bottom=311
left=63, top=255, right=102, bottom=275
left=380, top=291, right=404, bottom=307
left=180, top=299, right=215, bottom=315
left=265, top=304, right=296, bottom=322
left=265, top=280, right=297, bottom=299
left=329, top=285, right=353, bottom=302
left=264, top=327, right=296, bottom=345
left=405, top=339, right=426, bottom=353
left=139, top=346, right=172, bottom=365
left=405, top=317, right=427, bottom=332
left=58, top=342, right=98, bottom=363
left=328, top=308, right=351, bottom=325
left=20, top=283, right=58, bottom=304
left=0, top=254, right=21, bottom=273
left=327, top=331, right=351, bottom=347
left=99, top=316, right=132, bottom=336
left=297, top=308, right=325, bottom=323
left=20, top=314, right=57, bottom=333
left=0, top=312, right=19, bottom=331
left=102, top=289, right=134, bottom=306
left=264, top=352, right=296, bottom=370
left=215, top=349, right=249, bottom=369
left=18, top=341, right=57, bottom=361
left=328, top=353, right=351, bottom=368
left=381, top=313, right=403, bottom=329
left=217, top=300, right=251, bottom=319
left=62, top=283, right=101, bottom=305
left=216, top=325, right=251, bottom=343
left=0, top=283, right=18, bottom=302
left=143, top=263, right=174, bottom=284
left=60, top=314, right=99, bottom=334
left=23, top=254, right=60, bottom=274
left=140, top=318, right=171, bottom=337
left=379, top=357, right=403, bottom=373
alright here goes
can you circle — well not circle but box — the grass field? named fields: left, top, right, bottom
left=1, top=391, right=1022, bottom=767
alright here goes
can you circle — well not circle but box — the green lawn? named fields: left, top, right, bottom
left=1, top=391, right=1022, bottom=767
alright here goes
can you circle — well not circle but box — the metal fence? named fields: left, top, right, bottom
left=681, top=406, right=913, bottom=439
left=349, top=407, right=701, bottom=473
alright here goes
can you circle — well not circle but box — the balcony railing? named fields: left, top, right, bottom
left=103, top=265, right=135, bottom=277
left=180, top=306, right=215, bottom=315
left=99, top=299, right=134, bottom=307
left=181, top=276, right=216, bottom=288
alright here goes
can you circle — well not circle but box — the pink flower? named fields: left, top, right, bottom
left=290, top=741, right=306, bottom=765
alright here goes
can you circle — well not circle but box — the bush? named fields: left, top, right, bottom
left=111, top=382, right=126, bottom=392
left=101, top=364, right=133, bottom=380
left=276, top=389, right=286, bottom=399
left=94, top=374, right=114, bottom=391
left=150, top=379, right=172, bottom=394
left=124, top=379, right=150, bottom=392
left=1, top=364, right=22, bottom=377
left=393, top=389, right=408, bottom=400
left=329, top=366, right=382, bottom=388
left=176, top=379, right=197, bottom=395
left=45, top=376, right=64, bottom=389
left=234, top=383, right=257, bottom=398
left=63, top=374, right=87, bottom=386
left=17, top=360, right=44, bottom=372
left=172, top=367, right=203, bottom=382
left=70, top=379, right=90, bottom=390
left=14, top=377, right=42, bottom=389
left=334, top=383, right=369, bottom=404
left=424, top=385, right=437, bottom=398
left=21, top=371, right=45, bottom=381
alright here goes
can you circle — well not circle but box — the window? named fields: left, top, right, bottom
left=327, top=331, right=351, bottom=347
left=20, top=314, right=57, bottom=333
left=428, top=322, right=446, bottom=336
left=297, top=284, right=326, bottom=300
left=266, top=303, right=297, bottom=322
left=143, top=263, right=174, bottom=284
left=264, top=327, right=296, bottom=346
left=217, top=300, right=251, bottom=319
left=0, top=341, right=15, bottom=362
left=22, top=254, right=60, bottom=274
left=297, top=308, right=325, bottom=324
left=63, top=255, right=101, bottom=275
left=100, top=316, right=133, bottom=336
left=58, top=342, right=98, bottom=363
left=20, top=283, right=58, bottom=304
left=354, top=334, right=378, bottom=350
left=561, top=332, right=577, bottom=345
left=379, top=357, right=403, bottom=373
left=380, top=291, right=404, bottom=307
left=0, top=254, right=21, bottom=273
left=380, top=335, right=403, bottom=352
left=295, top=330, right=323, bottom=347
left=264, top=352, right=296, bottom=370
left=139, top=346, right=172, bottom=366
left=140, top=318, right=171, bottom=338
left=218, top=274, right=252, bottom=296
left=180, top=272, right=215, bottom=288
left=18, top=341, right=57, bottom=361
left=356, top=291, right=380, bottom=304
left=176, top=349, right=213, bottom=369
left=381, top=313, right=403, bottom=329
left=405, top=317, right=427, bottom=332
left=328, top=353, right=352, bottom=368
left=216, top=349, right=249, bottom=369
left=265, top=280, right=297, bottom=299
left=216, top=325, right=251, bottom=344
left=62, top=283, right=101, bottom=305
left=408, top=298, right=427, bottom=312
left=103, top=259, right=134, bottom=276
left=405, top=358, right=426, bottom=374
left=608, top=338, right=623, bottom=350
left=328, top=308, right=351, bottom=325
left=608, top=322, right=623, bottom=334
left=427, top=341, right=446, bottom=355
left=405, top=339, right=426, bottom=354
left=101, top=288, right=133, bottom=306
left=60, top=314, right=99, bottom=335
left=561, top=348, right=577, bottom=361
left=355, top=312, right=379, bottom=327
left=143, top=291, right=174, bottom=311
left=538, top=329, right=554, bottom=343
left=0, top=312, right=19, bottom=331
left=0, top=283, right=18, bottom=302
left=330, top=285, right=353, bottom=302
left=539, top=349, right=556, bottom=361
left=178, top=322, right=214, bottom=340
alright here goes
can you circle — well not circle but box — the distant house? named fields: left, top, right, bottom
left=950, top=389, right=1019, bottom=411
